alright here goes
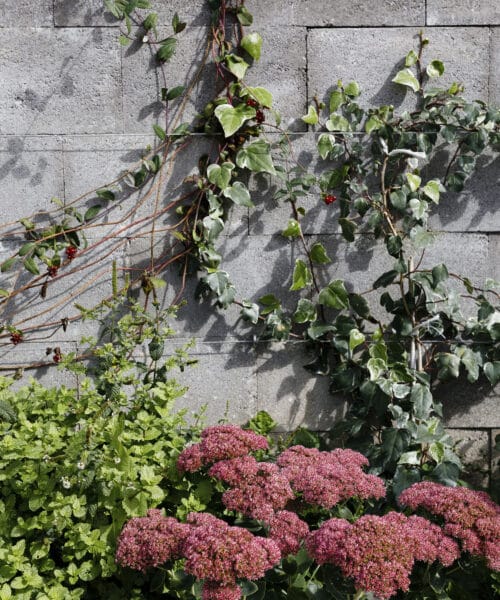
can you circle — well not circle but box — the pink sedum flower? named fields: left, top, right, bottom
left=177, top=426, right=268, bottom=473
left=268, top=510, right=310, bottom=556
left=306, top=512, right=459, bottom=599
left=399, top=481, right=500, bottom=569
left=115, top=509, right=189, bottom=572
left=183, top=512, right=281, bottom=584
left=202, top=581, right=242, bottom=600
left=277, top=445, right=386, bottom=509
left=209, top=457, right=294, bottom=521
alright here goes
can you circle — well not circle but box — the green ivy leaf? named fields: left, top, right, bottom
left=381, top=428, right=411, bottom=470
left=318, top=279, right=349, bottom=309
left=310, top=242, right=331, bottom=264
left=326, top=113, right=350, bottom=131
left=349, top=293, right=371, bottom=319
left=317, top=133, right=335, bottom=159
left=172, top=12, right=186, bottom=33
left=241, top=301, right=259, bottom=324
left=207, top=162, right=234, bottom=190
left=215, top=103, right=256, bottom=137
left=282, top=219, right=301, bottom=238
left=392, top=68, right=420, bottom=92
left=344, top=81, right=360, bottom=97
left=258, top=294, right=281, bottom=314
left=329, top=90, right=344, bottom=112
left=294, top=298, right=317, bottom=323
left=365, top=115, right=384, bottom=133
left=240, top=32, right=262, bottom=60
left=422, top=179, right=441, bottom=203
left=301, top=105, right=318, bottom=125
left=84, top=205, right=102, bottom=222
left=373, top=270, right=399, bottom=289
left=426, top=59, right=445, bottom=78
left=225, top=54, right=249, bottom=80
left=435, top=352, right=461, bottom=380
left=243, top=86, right=273, bottom=108
left=338, top=218, right=357, bottom=242
left=236, top=5, right=253, bottom=25
left=390, top=189, right=407, bottom=211
left=349, top=329, right=365, bottom=352
left=431, top=264, right=449, bottom=287
left=406, top=173, right=421, bottom=191
left=223, top=181, right=254, bottom=207
left=96, top=188, right=115, bottom=201
left=236, top=140, right=276, bottom=174
left=166, top=85, right=185, bottom=101
left=289, top=259, right=312, bottom=291
left=405, top=49, right=418, bottom=67
left=484, top=361, right=500, bottom=386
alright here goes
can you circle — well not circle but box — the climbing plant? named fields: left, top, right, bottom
left=0, top=0, right=498, bottom=489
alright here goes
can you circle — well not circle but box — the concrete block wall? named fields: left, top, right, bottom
left=0, top=1, right=498, bottom=485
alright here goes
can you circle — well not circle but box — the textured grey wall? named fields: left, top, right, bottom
left=0, top=1, right=498, bottom=485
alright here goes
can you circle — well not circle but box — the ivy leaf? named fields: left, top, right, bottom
left=317, top=133, right=335, bottom=159
left=294, top=298, right=317, bottom=323
left=96, top=188, right=115, bottom=201
left=207, top=162, right=234, bottom=190
left=326, top=113, right=350, bottom=131
left=432, top=264, right=449, bottom=287
left=365, top=115, right=384, bottom=133
left=381, top=428, right=411, bottom=470
left=422, top=179, right=441, bottom=203
left=156, top=38, right=177, bottom=62
left=215, top=103, right=256, bottom=137
left=349, top=293, right=370, bottom=319
left=405, top=49, right=418, bottom=67
left=223, top=182, right=254, bottom=207
left=243, top=86, right=273, bottom=108
left=373, top=270, right=399, bottom=289
left=318, top=279, right=349, bottom=309
left=301, top=105, right=318, bottom=125
left=349, top=329, right=365, bottom=352
left=258, top=294, right=281, bottom=314
left=392, top=68, right=420, bottom=92
left=282, top=219, right=301, bottom=238
left=84, top=205, right=102, bottom=221
left=236, top=140, right=276, bottom=174
left=241, top=32, right=262, bottom=60
left=236, top=5, right=253, bottom=25
left=241, top=301, right=259, bottom=324
left=225, top=54, right=249, bottom=80
left=338, top=218, right=357, bottom=242
left=406, top=173, right=421, bottom=191
left=411, top=384, right=433, bottom=419
left=426, top=59, right=445, bottom=78
left=344, top=81, right=360, bottom=97
left=484, top=361, right=500, bottom=386
left=289, top=259, right=312, bottom=291
left=172, top=12, right=186, bottom=33
left=310, top=242, right=331, bottom=264
left=390, top=189, right=407, bottom=211
left=435, top=352, right=461, bottom=380
left=166, top=85, right=185, bottom=101
left=329, top=90, right=344, bottom=112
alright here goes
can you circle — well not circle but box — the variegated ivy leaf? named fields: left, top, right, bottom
left=392, top=68, right=420, bottom=92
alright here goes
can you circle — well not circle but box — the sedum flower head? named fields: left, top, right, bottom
left=306, top=512, right=459, bottom=599
left=209, top=456, right=294, bottom=521
left=177, top=425, right=268, bottom=473
left=202, top=581, right=242, bottom=600
left=399, top=481, right=500, bottom=569
left=267, top=510, right=310, bottom=556
left=115, top=509, right=189, bottom=572
left=277, top=445, right=386, bottom=509
left=183, top=512, right=281, bottom=584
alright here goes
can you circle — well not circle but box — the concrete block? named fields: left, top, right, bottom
left=0, top=341, right=79, bottom=391
left=492, top=429, right=500, bottom=497
left=251, top=0, right=424, bottom=26
left=121, top=25, right=216, bottom=133
left=440, top=378, right=500, bottom=428
left=0, top=0, right=53, bottom=27
left=256, top=341, right=346, bottom=431
left=491, top=28, right=500, bottom=105
left=244, top=26, right=307, bottom=131
left=428, top=151, right=500, bottom=233
left=307, top=28, right=491, bottom=113
left=54, top=0, right=117, bottom=27
left=446, top=428, right=490, bottom=489
left=0, top=28, right=122, bottom=135
left=427, top=1, right=500, bottom=25
left=0, top=136, right=64, bottom=225
left=488, top=235, right=500, bottom=282
left=163, top=340, right=259, bottom=426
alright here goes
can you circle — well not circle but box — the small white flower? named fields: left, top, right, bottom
left=114, top=457, right=121, bottom=464
left=43, top=454, right=50, bottom=462
left=142, top=35, right=149, bottom=43
left=77, top=461, right=85, bottom=470
left=61, top=477, right=71, bottom=489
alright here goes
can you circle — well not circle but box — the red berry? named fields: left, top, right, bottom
left=324, top=194, right=337, bottom=205
left=10, top=332, right=23, bottom=345
left=48, top=266, right=58, bottom=278
left=65, top=246, right=77, bottom=260
left=53, top=348, right=62, bottom=364
left=246, top=98, right=258, bottom=107
left=255, top=109, right=265, bottom=124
